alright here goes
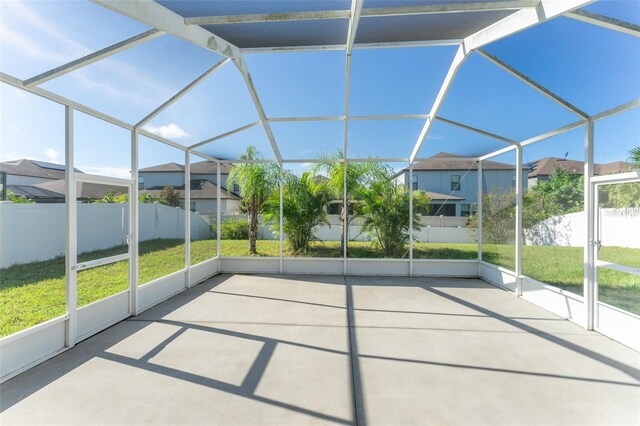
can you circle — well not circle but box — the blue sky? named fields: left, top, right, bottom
left=1, top=0, right=638, bottom=178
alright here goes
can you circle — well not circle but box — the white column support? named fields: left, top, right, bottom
left=409, top=163, right=414, bottom=277
left=515, top=145, right=523, bottom=296
left=64, top=106, right=77, bottom=348
left=566, top=9, right=640, bottom=38
left=185, top=150, right=191, bottom=288
left=477, top=160, right=483, bottom=262
left=410, top=45, right=468, bottom=163
left=130, top=129, right=139, bottom=315
left=584, top=119, right=595, bottom=330
left=343, top=160, right=348, bottom=275
left=476, top=49, right=589, bottom=119
left=136, top=58, right=230, bottom=128
left=24, top=29, right=163, bottom=88
left=279, top=166, right=284, bottom=274
left=217, top=164, right=221, bottom=259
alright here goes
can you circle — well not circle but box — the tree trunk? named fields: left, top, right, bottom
left=248, top=204, right=258, bottom=255
left=340, top=203, right=345, bottom=252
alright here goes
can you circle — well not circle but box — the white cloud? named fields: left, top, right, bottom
left=43, top=148, right=61, bottom=163
left=14, top=89, right=26, bottom=99
left=144, top=123, right=190, bottom=140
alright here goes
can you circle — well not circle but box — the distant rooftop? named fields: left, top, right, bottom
left=0, top=159, right=82, bottom=179
left=404, top=152, right=521, bottom=172
left=528, top=157, right=633, bottom=178
left=140, top=161, right=232, bottom=174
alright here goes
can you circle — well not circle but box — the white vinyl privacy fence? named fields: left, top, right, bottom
left=0, top=202, right=210, bottom=268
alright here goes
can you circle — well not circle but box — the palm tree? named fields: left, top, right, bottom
left=312, top=150, right=389, bottom=252
left=227, top=146, right=279, bottom=255
left=355, top=170, right=430, bottom=257
left=629, top=147, right=640, bottom=170
left=264, top=171, right=331, bottom=253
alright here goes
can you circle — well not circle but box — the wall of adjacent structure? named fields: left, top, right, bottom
left=0, top=202, right=210, bottom=268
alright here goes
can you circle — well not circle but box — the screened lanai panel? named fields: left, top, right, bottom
left=483, top=17, right=640, bottom=115
left=189, top=153, right=217, bottom=266
left=355, top=10, right=515, bottom=43
left=245, top=51, right=345, bottom=117
left=41, top=35, right=222, bottom=126
left=271, top=121, right=343, bottom=160
left=594, top=108, right=640, bottom=166
left=522, top=126, right=585, bottom=296
left=349, top=46, right=457, bottom=116
left=0, top=87, right=66, bottom=338
left=158, top=0, right=350, bottom=17
left=415, top=119, right=513, bottom=159
left=138, top=135, right=186, bottom=285
left=0, top=0, right=150, bottom=80
left=145, top=64, right=259, bottom=147
left=582, top=0, right=640, bottom=25
left=196, top=124, right=276, bottom=161
left=74, top=112, right=131, bottom=179
left=347, top=119, right=425, bottom=159
left=439, top=53, right=579, bottom=142
left=480, top=150, right=518, bottom=272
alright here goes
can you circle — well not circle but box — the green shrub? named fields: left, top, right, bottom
left=219, top=219, right=249, bottom=240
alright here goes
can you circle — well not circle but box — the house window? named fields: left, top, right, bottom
left=512, top=174, right=516, bottom=188
left=138, top=176, right=145, bottom=190
left=327, top=202, right=340, bottom=215
left=190, top=201, right=196, bottom=213
left=461, top=204, right=471, bottom=217
left=412, top=175, right=418, bottom=190
left=233, top=183, right=240, bottom=193
left=451, top=175, right=461, bottom=191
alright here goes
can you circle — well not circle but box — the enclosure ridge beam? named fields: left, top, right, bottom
left=566, top=9, right=640, bottom=38
left=476, top=49, right=589, bottom=119
left=136, top=58, right=230, bottom=128
left=189, top=121, right=261, bottom=149
left=464, top=0, right=592, bottom=51
left=185, top=1, right=537, bottom=25
left=435, top=116, right=517, bottom=145
left=410, top=45, right=468, bottom=163
left=268, top=116, right=346, bottom=122
left=90, top=1, right=240, bottom=59
left=24, top=29, right=164, bottom=88
left=240, top=39, right=462, bottom=54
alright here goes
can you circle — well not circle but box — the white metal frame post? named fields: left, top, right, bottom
left=64, top=106, right=77, bottom=347
left=409, top=163, right=414, bottom=277
left=477, top=160, right=483, bottom=264
left=185, top=150, right=191, bottom=288
left=343, top=160, right=348, bottom=275
left=279, top=165, right=284, bottom=274
left=515, top=145, right=523, bottom=297
left=217, top=164, right=221, bottom=261
left=584, top=119, right=595, bottom=330
left=130, top=129, right=140, bottom=315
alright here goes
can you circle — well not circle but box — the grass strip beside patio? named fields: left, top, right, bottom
left=1, top=239, right=638, bottom=336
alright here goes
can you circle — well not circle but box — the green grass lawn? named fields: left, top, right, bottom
left=1, top=239, right=638, bottom=337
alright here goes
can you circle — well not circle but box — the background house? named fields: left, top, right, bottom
left=139, top=161, right=241, bottom=215
left=527, top=157, right=633, bottom=186
left=399, top=152, right=528, bottom=217
left=0, top=159, right=123, bottom=202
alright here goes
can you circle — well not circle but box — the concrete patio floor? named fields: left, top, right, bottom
left=1, top=274, right=639, bottom=425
